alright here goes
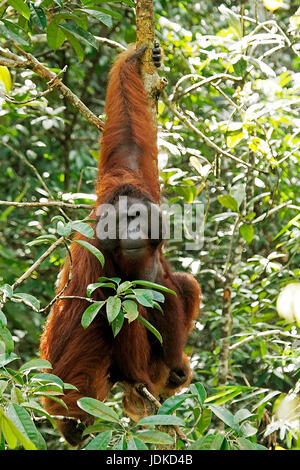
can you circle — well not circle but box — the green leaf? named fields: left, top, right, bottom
left=78, top=398, right=119, bottom=423
left=236, top=437, right=267, bottom=450
left=12, top=293, right=40, bottom=311
left=122, top=300, right=138, bottom=322
left=233, top=57, right=247, bottom=76
left=47, top=22, right=65, bottom=50
left=7, top=404, right=46, bottom=450
left=197, top=408, right=212, bottom=434
left=29, top=3, right=47, bottom=29
left=117, top=281, right=133, bottom=294
left=0, top=353, right=19, bottom=368
left=31, top=373, right=65, bottom=389
left=152, top=301, right=164, bottom=313
left=0, top=284, right=13, bottom=299
left=0, top=311, right=7, bottom=325
left=74, top=240, right=104, bottom=266
left=239, top=421, right=257, bottom=438
left=189, top=382, right=207, bottom=405
left=39, top=395, right=67, bottom=410
left=240, top=224, right=254, bottom=244
left=219, top=4, right=242, bottom=38
left=81, top=9, right=113, bottom=28
left=87, top=282, right=115, bottom=297
left=234, top=408, right=255, bottom=424
left=137, top=315, right=162, bottom=344
left=27, top=235, right=58, bottom=246
left=0, top=323, right=14, bottom=353
left=8, top=0, right=30, bottom=19
left=94, top=7, right=122, bottom=20
left=209, top=405, right=236, bottom=430
left=106, top=296, right=121, bottom=323
left=230, top=183, right=246, bottom=208
left=133, top=280, right=176, bottom=295
left=0, top=20, right=30, bottom=46
left=81, top=301, right=106, bottom=329
left=111, top=310, right=124, bottom=337
left=84, top=430, right=112, bottom=450
left=59, top=22, right=99, bottom=50
left=138, top=414, right=184, bottom=426
left=218, top=195, right=239, bottom=212
left=132, top=289, right=157, bottom=307
left=19, top=358, right=52, bottom=372
left=63, top=28, right=84, bottom=63
left=158, top=394, right=190, bottom=415
left=97, top=277, right=121, bottom=284
left=57, top=220, right=71, bottom=237
left=0, top=408, right=36, bottom=450
left=133, top=429, right=174, bottom=445
left=71, top=221, right=94, bottom=239
left=20, top=402, right=51, bottom=418
left=127, top=437, right=148, bottom=450
left=188, top=434, right=216, bottom=450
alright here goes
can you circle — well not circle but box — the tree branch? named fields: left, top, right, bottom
left=0, top=201, right=92, bottom=210
left=229, top=329, right=300, bottom=352
left=0, top=46, right=104, bottom=131
left=12, top=236, right=65, bottom=290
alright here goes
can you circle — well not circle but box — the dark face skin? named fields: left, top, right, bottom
left=96, top=196, right=165, bottom=279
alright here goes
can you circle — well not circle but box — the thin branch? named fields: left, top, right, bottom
left=58, top=295, right=95, bottom=303
left=136, top=384, right=188, bottom=444
left=94, top=36, right=126, bottom=51
left=12, top=236, right=65, bottom=290
left=251, top=200, right=293, bottom=225
left=39, top=242, right=73, bottom=315
left=0, top=86, right=54, bottom=105
left=28, top=33, right=126, bottom=52
left=3, top=142, right=71, bottom=222
left=172, top=74, right=243, bottom=102
left=163, top=92, right=255, bottom=171
left=0, top=46, right=104, bottom=131
left=229, top=329, right=300, bottom=352
left=0, top=201, right=92, bottom=210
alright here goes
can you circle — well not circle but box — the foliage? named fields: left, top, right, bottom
left=0, top=0, right=299, bottom=450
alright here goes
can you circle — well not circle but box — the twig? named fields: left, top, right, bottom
left=3, top=142, right=72, bottom=222
left=229, top=329, right=300, bottom=352
left=28, top=34, right=126, bottom=52
left=172, top=74, right=243, bottom=102
left=251, top=200, right=293, bottom=225
left=39, top=242, right=73, bottom=315
left=163, top=92, right=255, bottom=171
left=0, top=86, right=54, bottom=105
left=94, top=36, right=126, bottom=51
left=0, top=201, right=92, bottom=210
left=136, top=384, right=189, bottom=444
left=0, top=46, right=104, bottom=131
left=12, top=237, right=65, bottom=290
left=170, top=73, right=242, bottom=102
left=58, top=295, right=95, bottom=303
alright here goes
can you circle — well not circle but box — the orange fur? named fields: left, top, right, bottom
left=40, top=45, right=201, bottom=445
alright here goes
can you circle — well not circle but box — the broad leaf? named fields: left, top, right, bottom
left=78, top=398, right=119, bottom=423
left=106, top=296, right=121, bottom=324
left=84, top=430, right=112, bottom=450
left=81, top=301, right=106, bottom=329
left=74, top=240, right=104, bottom=266
left=137, top=315, right=162, bottom=344
left=19, top=359, right=52, bottom=372
left=138, top=414, right=184, bottom=426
